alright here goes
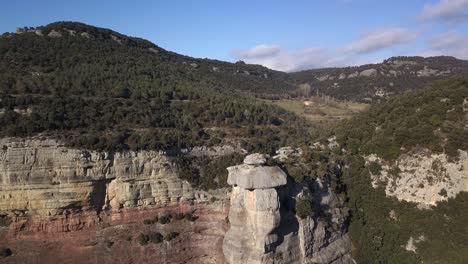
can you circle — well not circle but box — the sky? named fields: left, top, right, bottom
left=1, top=0, right=468, bottom=72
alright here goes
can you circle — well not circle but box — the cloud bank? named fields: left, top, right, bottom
left=231, top=1, right=467, bottom=72
left=232, top=27, right=417, bottom=72
left=419, top=0, right=468, bottom=23
left=342, top=27, right=416, bottom=54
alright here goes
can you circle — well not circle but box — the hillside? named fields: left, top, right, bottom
left=0, top=22, right=312, bottom=154
left=333, top=76, right=468, bottom=263
left=291, top=56, right=468, bottom=102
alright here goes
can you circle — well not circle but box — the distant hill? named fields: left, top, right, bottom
left=291, top=56, right=468, bottom=102
left=0, top=21, right=310, bottom=153
left=3, top=22, right=294, bottom=96
left=334, top=76, right=468, bottom=263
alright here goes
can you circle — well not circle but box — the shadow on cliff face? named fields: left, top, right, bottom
left=90, top=179, right=113, bottom=214
left=267, top=177, right=302, bottom=252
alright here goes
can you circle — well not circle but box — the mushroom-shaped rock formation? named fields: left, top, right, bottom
left=223, top=153, right=288, bottom=263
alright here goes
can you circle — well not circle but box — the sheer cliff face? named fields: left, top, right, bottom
left=0, top=138, right=194, bottom=217
left=0, top=138, right=228, bottom=264
left=223, top=154, right=353, bottom=264
left=0, top=140, right=352, bottom=264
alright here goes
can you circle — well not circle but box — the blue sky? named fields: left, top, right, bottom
left=1, top=0, right=467, bottom=71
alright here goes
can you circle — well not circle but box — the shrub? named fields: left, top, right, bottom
left=138, top=232, right=163, bottom=245
left=295, top=196, right=313, bottom=219
left=0, top=215, right=12, bottom=227
left=143, top=216, right=158, bottom=225
left=0, top=247, right=12, bottom=257
left=158, top=215, right=171, bottom=224
left=164, top=232, right=179, bottom=241
left=367, top=161, right=382, bottom=176
left=174, top=213, right=185, bottom=220
left=439, top=188, right=448, bottom=197
left=184, top=212, right=197, bottom=222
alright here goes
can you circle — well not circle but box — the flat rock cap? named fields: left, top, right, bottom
left=227, top=164, right=287, bottom=189
left=243, top=153, right=268, bottom=165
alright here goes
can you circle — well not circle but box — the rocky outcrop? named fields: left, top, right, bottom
left=0, top=137, right=228, bottom=264
left=0, top=141, right=353, bottom=264
left=0, top=138, right=196, bottom=217
left=223, top=154, right=287, bottom=263
left=367, top=149, right=468, bottom=208
left=223, top=154, right=352, bottom=264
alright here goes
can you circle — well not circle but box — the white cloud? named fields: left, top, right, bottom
left=424, top=31, right=468, bottom=59
left=428, top=31, right=467, bottom=49
left=342, top=27, right=417, bottom=54
left=419, top=0, right=468, bottom=23
left=232, top=44, right=281, bottom=60
left=231, top=46, right=354, bottom=72
left=231, top=27, right=417, bottom=72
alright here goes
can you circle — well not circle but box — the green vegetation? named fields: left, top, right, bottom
left=335, top=77, right=468, bottom=160
left=143, top=212, right=196, bottom=225
left=0, top=247, right=12, bottom=258
left=295, top=196, right=313, bottom=219
left=177, top=153, right=244, bottom=190
left=164, top=232, right=179, bottom=241
left=0, top=22, right=314, bottom=155
left=138, top=232, right=163, bottom=245
left=0, top=215, right=11, bottom=227
left=336, top=77, right=468, bottom=263
left=262, top=97, right=368, bottom=125
left=291, top=56, right=468, bottom=101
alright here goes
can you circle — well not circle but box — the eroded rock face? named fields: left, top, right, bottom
left=0, top=138, right=228, bottom=264
left=223, top=154, right=353, bottom=264
left=367, top=149, right=468, bottom=207
left=0, top=138, right=194, bottom=217
left=223, top=156, right=286, bottom=263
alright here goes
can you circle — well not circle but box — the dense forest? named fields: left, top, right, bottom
left=291, top=56, right=468, bottom=101
left=0, top=22, right=313, bottom=155
left=334, top=77, right=468, bottom=263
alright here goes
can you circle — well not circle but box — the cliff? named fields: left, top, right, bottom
left=0, top=137, right=228, bottom=263
left=0, top=140, right=352, bottom=264
left=223, top=154, right=352, bottom=264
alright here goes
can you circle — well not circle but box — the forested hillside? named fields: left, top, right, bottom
left=291, top=56, right=468, bottom=102
left=335, top=76, right=468, bottom=263
left=0, top=22, right=311, bottom=154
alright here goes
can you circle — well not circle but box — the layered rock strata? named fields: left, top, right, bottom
left=223, top=154, right=353, bottom=264
left=0, top=138, right=228, bottom=264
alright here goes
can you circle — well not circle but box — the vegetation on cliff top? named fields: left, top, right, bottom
left=336, top=76, right=468, bottom=263
left=335, top=76, right=468, bottom=160
left=0, top=22, right=314, bottom=153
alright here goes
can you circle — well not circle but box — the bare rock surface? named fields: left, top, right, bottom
left=367, top=149, right=468, bottom=207
left=223, top=154, right=353, bottom=264
left=243, top=153, right=268, bottom=165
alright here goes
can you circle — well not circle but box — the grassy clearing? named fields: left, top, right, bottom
left=261, top=97, right=368, bottom=124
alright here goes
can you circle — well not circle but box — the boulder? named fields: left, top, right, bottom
left=227, top=164, right=287, bottom=189
left=243, top=153, right=268, bottom=165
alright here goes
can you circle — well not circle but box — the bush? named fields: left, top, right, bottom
left=295, top=196, right=313, bottom=219
left=0, top=247, right=12, bottom=257
left=0, top=215, right=11, bottom=227
left=367, top=161, right=382, bottom=176
left=184, top=212, right=197, bottom=222
left=158, top=215, right=171, bottom=224
left=138, top=232, right=163, bottom=245
left=164, top=232, right=179, bottom=241
left=143, top=216, right=159, bottom=225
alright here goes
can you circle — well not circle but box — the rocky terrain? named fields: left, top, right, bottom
left=366, top=150, right=468, bottom=208
left=0, top=138, right=352, bottom=263
left=0, top=137, right=229, bottom=263
left=291, top=56, right=468, bottom=101
left=223, top=154, right=352, bottom=264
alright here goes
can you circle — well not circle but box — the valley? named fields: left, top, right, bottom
left=0, top=21, right=467, bottom=264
